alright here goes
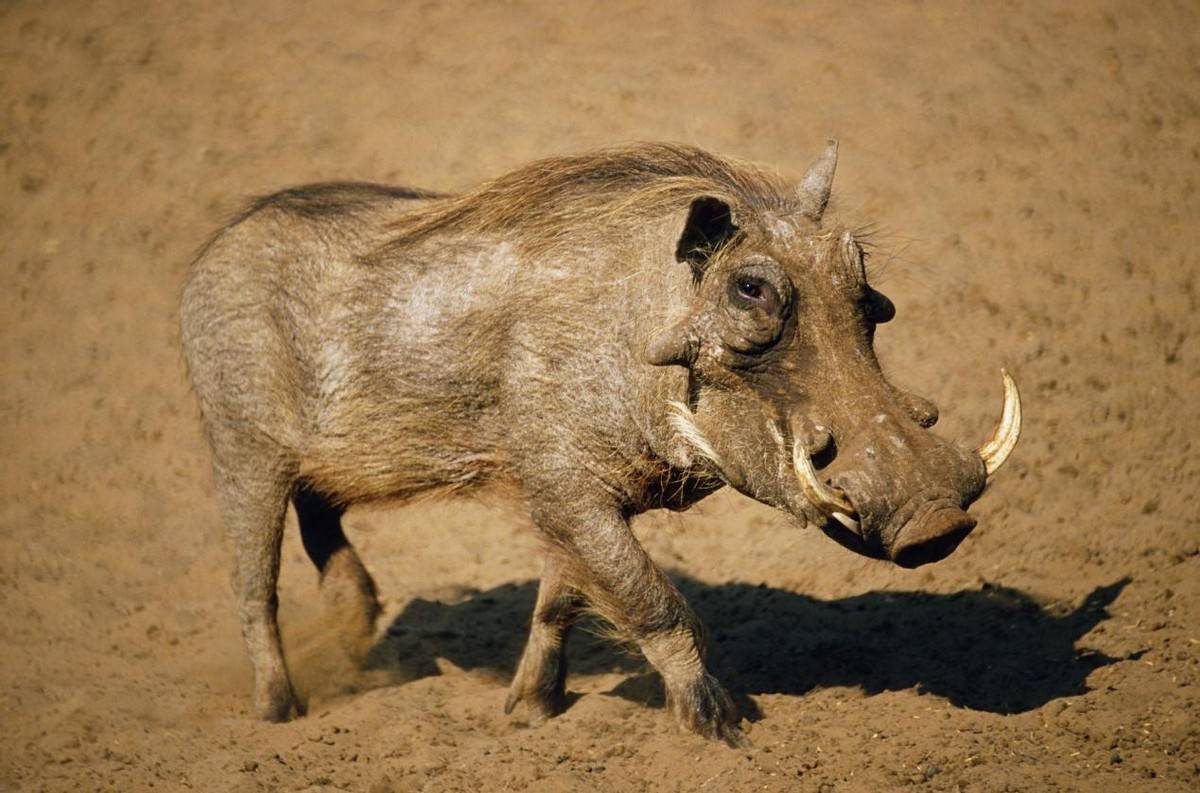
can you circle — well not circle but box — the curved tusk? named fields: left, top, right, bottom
left=792, top=438, right=856, bottom=516
left=978, top=369, right=1022, bottom=476
left=831, top=511, right=861, bottom=532
left=667, top=400, right=723, bottom=470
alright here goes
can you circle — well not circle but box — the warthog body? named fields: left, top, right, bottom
left=181, top=143, right=1020, bottom=744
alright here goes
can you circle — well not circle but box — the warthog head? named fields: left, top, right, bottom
left=649, top=141, right=1020, bottom=568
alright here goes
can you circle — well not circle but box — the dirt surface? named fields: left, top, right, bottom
left=2, top=1, right=1198, bottom=790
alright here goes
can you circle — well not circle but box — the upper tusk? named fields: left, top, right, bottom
left=978, top=368, right=1022, bottom=476
left=792, top=438, right=856, bottom=517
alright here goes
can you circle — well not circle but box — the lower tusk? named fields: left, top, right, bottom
left=978, top=369, right=1022, bottom=476
left=792, top=439, right=856, bottom=516
left=667, top=400, right=723, bottom=470
left=832, top=511, right=860, bottom=532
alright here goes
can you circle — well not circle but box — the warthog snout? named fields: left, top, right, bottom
left=786, top=371, right=1021, bottom=567
left=889, top=504, right=978, bottom=569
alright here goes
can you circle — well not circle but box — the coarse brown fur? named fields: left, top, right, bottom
left=379, top=144, right=795, bottom=256
left=181, top=142, right=1006, bottom=745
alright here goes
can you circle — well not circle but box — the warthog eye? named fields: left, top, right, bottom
left=731, top=275, right=781, bottom=314
left=738, top=279, right=763, bottom=301
left=718, top=263, right=791, bottom=358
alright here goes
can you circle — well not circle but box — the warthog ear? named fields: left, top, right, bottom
left=796, top=139, right=838, bottom=221
left=675, top=196, right=738, bottom=279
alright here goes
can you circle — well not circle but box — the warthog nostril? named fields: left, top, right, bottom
left=890, top=507, right=976, bottom=569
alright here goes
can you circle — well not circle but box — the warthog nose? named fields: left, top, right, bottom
left=889, top=506, right=977, bottom=569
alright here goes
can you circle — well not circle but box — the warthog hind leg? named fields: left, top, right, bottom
left=209, top=432, right=301, bottom=722
left=293, top=482, right=382, bottom=665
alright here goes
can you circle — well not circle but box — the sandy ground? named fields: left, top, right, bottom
left=2, top=1, right=1198, bottom=791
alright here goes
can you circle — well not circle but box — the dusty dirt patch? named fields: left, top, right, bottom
left=1, top=1, right=1197, bottom=791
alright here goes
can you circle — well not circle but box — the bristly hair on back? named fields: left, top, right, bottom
left=379, top=143, right=801, bottom=256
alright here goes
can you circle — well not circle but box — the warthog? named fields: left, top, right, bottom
left=181, top=142, right=1020, bottom=744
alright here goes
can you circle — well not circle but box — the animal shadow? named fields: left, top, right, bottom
left=365, top=575, right=1131, bottom=716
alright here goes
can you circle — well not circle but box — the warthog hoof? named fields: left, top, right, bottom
left=504, top=642, right=567, bottom=722
left=669, top=672, right=747, bottom=748
left=256, top=678, right=303, bottom=723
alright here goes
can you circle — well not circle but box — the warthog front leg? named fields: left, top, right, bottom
left=531, top=503, right=745, bottom=745
left=505, top=555, right=583, bottom=720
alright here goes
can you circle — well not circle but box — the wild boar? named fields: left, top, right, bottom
left=180, top=142, right=1021, bottom=745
